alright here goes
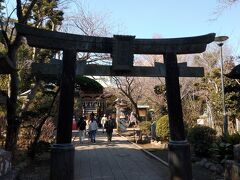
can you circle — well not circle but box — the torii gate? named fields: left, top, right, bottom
left=15, top=23, right=215, bottom=180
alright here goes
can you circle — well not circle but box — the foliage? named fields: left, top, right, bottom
left=0, top=0, right=65, bottom=152
left=31, top=0, right=64, bottom=30
left=190, top=53, right=240, bottom=134
left=210, top=141, right=233, bottom=164
left=75, top=76, right=103, bottom=93
left=139, top=121, right=151, bottom=135
left=224, top=77, right=240, bottom=118
left=154, top=84, right=165, bottom=95
left=28, top=141, right=51, bottom=156
left=188, top=125, right=217, bottom=157
left=18, top=86, right=58, bottom=158
left=209, top=133, right=240, bottom=164
left=223, top=132, right=240, bottom=144
left=156, top=115, right=169, bottom=141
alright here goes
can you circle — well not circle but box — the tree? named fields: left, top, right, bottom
left=0, top=0, right=37, bottom=152
left=0, top=0, right=64, bottom=153
left=113, top=76, right=143, bottom=120
left=62, top=1, right=112, bottom=64
left=190, top=48, right=240, bottom=134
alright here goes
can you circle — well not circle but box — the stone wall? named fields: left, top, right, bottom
left=0, top=149, right=11, bottom=177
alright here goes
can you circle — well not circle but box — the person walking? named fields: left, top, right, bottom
left=105, top=115, right=116, bottom=142
left=129, top=111, right=137, bottom=127
left=77, top=115, right=86, bottom=144
left=101, top=114, right=107, bottom=133
left=89, top=113, right=98, bottom=143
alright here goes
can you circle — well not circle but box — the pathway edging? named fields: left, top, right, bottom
left=117, top=132, right=169, bottom=167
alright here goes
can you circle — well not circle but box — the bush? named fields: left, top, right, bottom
left=156, top=115, right=169, bottom=141
left=139, top=121, right=151, bottom=135
left=28, top=140, right=51, bottom=157
left=209, top=133, right=240, bottom=164
left=223, top=132, right=240, bottom=145
left=188, top=125, right=216, bottom=157
left=209, top=140, right=233, bottom=164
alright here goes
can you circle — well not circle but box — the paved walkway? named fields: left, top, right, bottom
left=73, top=130, right=170, bottom=180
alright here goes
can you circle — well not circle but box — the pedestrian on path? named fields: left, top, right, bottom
left=105, top=115, right=116, bottom=142
left=89, top=113, right=98, bottom=143
left=101, top=114, right=107, bottom=133
left=129, top=111, right=137, bottom=127
left=77, top=115, right=86, bottom=144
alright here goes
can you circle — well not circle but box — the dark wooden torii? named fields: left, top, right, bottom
left=225, top=64, right=240, bottom=79
left=15, top=23, right=215, bottom=180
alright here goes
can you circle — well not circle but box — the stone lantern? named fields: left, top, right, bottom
left=114, top=98, right=128, bottom=132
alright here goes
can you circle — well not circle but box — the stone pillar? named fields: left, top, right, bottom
left=168, top=141, right=192, bottom=180
left=50, top=144, right=74, bottom=180
left=164, top=53, right=192, bottom=180
left=50, top=50, right=76, bottom=180
left=115, top=103, right=120, bottom=131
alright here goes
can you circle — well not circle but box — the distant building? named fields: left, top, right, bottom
left=137, top=105, right=149, bottom=120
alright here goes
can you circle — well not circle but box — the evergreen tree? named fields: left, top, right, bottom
left=0, top=0, right=64, bottom=153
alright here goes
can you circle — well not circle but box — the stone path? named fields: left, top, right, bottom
left=73, top=130, right=170, bottom=180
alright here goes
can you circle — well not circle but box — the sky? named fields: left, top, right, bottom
left=7, top=0, right=240, bottom=55
left=70, top=0, right=240, bottom=55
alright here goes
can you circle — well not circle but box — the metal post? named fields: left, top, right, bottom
left=50, top=50, right=76, bottom=180
left=215, top=35, right=229, bottom=135
left=219, top=44, right=228, bottom=135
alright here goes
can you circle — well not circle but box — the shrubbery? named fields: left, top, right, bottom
left=139, top=121, right=151, bottom=135
left=209, top=133, right=240, bottom=164
left=156, top=115, right=169, bottom=141
left=188, top=125, right=217, bottom=157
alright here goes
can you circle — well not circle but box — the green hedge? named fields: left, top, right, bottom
left=156, top=115, right=169, bottom=141
left=75, top=76, right=103, bottom=93
left=188, top=125, right=216, bottom=157
left=209, top=133, right=240, bottom=164
left=139, top=121, right=151, bottom=135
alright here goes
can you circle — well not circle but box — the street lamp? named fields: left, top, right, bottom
left=215, top=35, right=229, bottom=135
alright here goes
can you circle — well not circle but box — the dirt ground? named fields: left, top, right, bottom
left=16, top=153, right=50, bottom=180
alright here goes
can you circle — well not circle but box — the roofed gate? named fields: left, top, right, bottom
left=16, top=23, right=215, bottom=180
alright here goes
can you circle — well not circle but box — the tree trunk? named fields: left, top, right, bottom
left=5, top=72, right=19, bottom=152
left=5, top=45, right=19, bottom=153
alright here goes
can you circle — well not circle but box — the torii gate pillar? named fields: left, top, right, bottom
left=50, top=50, right=76, bottom=180
left=164, top=53, right=192, bottom=180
